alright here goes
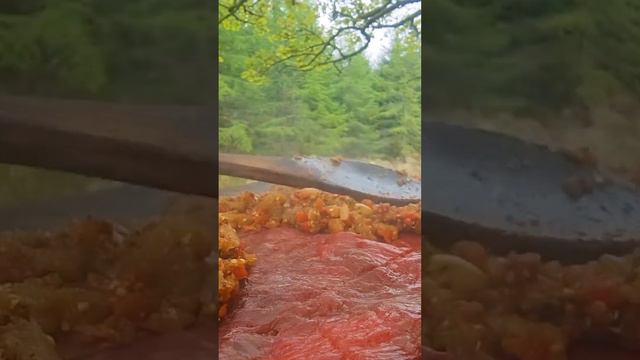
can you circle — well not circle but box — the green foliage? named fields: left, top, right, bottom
left=220, top=0, right=420, bottom=82
left=0, top=0, right=213, bottom=103
left=219, top=123, right=254, bottom=153
left=219, top=15, right=422, bottom=159
left=0, top=2, right=106, bottom=95
left=0, top=0, right=420, bottom=200
left=0, top=164, right=116, bottom=207
left=374, top=39, right=421, bottom=157
left=0, top=0, right=213, bottom=205
left=425, top=0, right=640, bottom=122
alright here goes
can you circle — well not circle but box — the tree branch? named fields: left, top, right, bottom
left=219, top=0, right=248, bottom=25
left=220, top=0, right=422, bottom=75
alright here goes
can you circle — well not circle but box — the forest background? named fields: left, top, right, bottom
left=2, top=0, right=638, bottom=204
left=425, top=0, right=640, bottom=181
left=0, top=0, right=421, bottom=203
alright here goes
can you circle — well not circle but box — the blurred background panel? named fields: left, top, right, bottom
left=423, top=1, right=640, bottom=359
left=424, top=0, right=640, bottom=183
left=0, top=2, right=216, bottom=359
left=0, top=0, right=214, bottom=207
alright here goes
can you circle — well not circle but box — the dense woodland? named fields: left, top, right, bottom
left=425, top=0, right=640, bottom=174
left=425, top=0, right=640, bottom=121
left=0, top=0, right=421, bottom=201
left=0, top=0, right=213, bottom=204
left=5, top=0, right=637, bottom=201
left=219, top=31, right=421, bottom=159
left=0, top=0, right=213, bottom=103
left=219, top=0, right=421, bottom=159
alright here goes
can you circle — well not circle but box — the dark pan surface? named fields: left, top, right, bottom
left=423, top=121, right=640, bottom=261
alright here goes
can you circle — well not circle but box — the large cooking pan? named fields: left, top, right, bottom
left=220, top=182, right=638, bottom=360
left=6, top=176, right=637, bottom=359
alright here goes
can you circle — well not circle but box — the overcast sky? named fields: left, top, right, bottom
left=364, top=29, right=392, bottom=66
left=316, top=1, right=420, bottom=67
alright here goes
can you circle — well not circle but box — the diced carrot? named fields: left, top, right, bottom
left=384, top=229, right=395, bottom=242
left=328, top=219, right=344, bottom=233
left=339, top=204, right=350, bottom=220
left=376, top=224, right=398, bottom=242
left=296, top=211, right=308, bottom=222
left=218, top=303, right=228, bottom=319
left=232, top=264, right=249, bottom=280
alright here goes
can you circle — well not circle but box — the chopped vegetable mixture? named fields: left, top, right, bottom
left=217, top=186, right=421, bottom=320
left=425, top=240, right=640, bottom=360
left=0, top=210, right=215, bottom=359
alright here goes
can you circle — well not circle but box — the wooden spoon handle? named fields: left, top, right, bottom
left=219, top=153, right=317, bottom=188
left=219, top=153, right=422, bottom=205
left=0, top=96, right=216, bottom=197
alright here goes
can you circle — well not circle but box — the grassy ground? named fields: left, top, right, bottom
left=219, top=175, right=253, bottom=189
left=0, top=164, right=119, bottom=207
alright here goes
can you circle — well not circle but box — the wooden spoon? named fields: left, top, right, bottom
left=0, top=95, right=216, bottom=198
left=4, top=95, right=640, bottom=261
left=219, top=153, right=420, bottom=205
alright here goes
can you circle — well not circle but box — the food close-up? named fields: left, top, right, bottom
left=421, top=120, right=640, bottom=360
left=217, top=186, right=421, bottom=359
left=425, top=241, right=640, bottom=360
left=422, top=0, right=640, bottom=357
left=0, top=197, right=217, bottom=360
